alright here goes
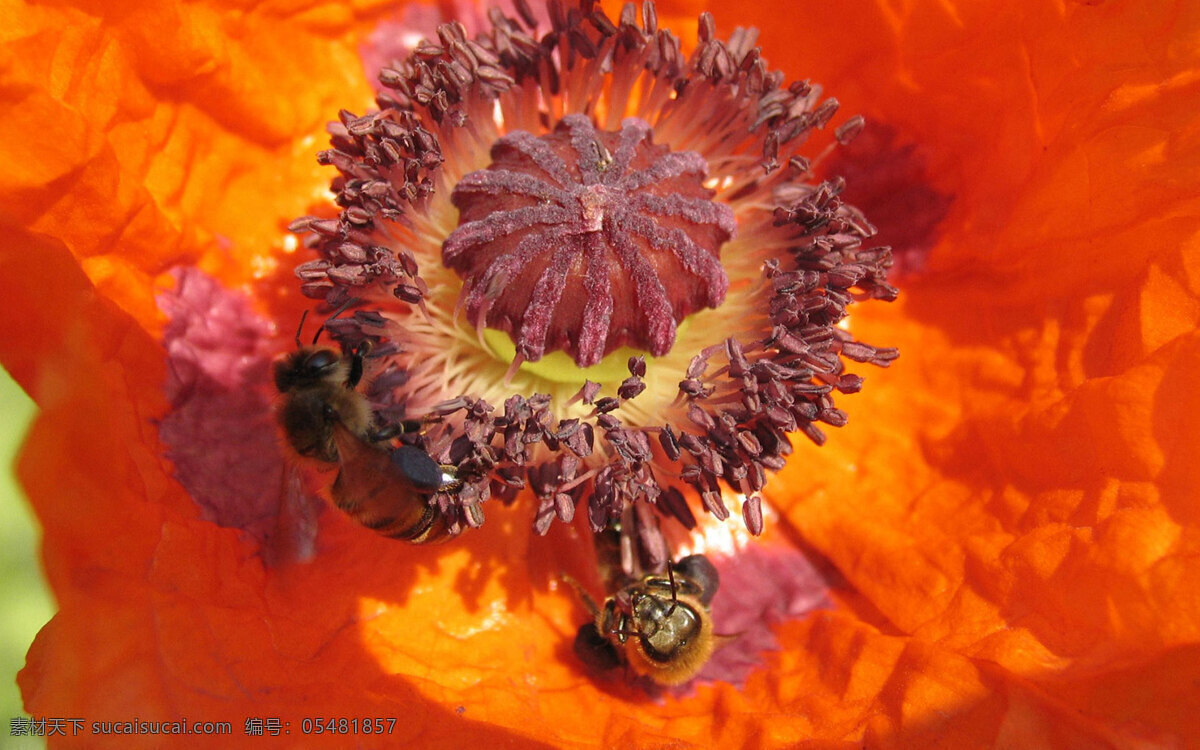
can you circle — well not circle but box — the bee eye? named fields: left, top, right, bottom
left=304, top=349, right=339, bottom=375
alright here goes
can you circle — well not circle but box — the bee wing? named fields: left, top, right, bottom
left=330, top=424, right=423, bottom=497
left=329, top=424, right=450, bottom=543
left=264, top=464, right=321, bottom=566
left=573, top=622, right=622, bottom=673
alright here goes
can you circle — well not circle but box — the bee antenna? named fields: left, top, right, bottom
left=665, top=556, right=679, bottom=616
left=311, top=297, right=361, bottom=346
left=294, top=309, right=310, bottom=349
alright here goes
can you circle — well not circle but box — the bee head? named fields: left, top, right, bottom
left=274, top=347, right=343, bottom=393
left=275, top=388, right=340, bottom=462
left=630, top=592, right=703, bottom=662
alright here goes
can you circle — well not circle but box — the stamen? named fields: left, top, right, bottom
left=289, top=0, right=899, bottom=549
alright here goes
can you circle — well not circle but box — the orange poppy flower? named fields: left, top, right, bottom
left=2, top=0, right=1198, bottom=747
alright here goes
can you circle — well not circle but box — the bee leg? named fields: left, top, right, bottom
left=371, top=417, right=428, bottom=441
left=345, top=342, right=369, bottom=387
left=366, top=425, right=398, bottom=442
left=560, top=573, right=601, bottom=617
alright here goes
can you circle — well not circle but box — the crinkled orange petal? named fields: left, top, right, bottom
left=762, top=0, right=1200, bottom=743
left=1, top=0, right=1198, bottom=748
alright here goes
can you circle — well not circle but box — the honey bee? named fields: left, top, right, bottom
left=571, top=554, right=721, bottom=686
left=274, top=309, right=459, bottom=543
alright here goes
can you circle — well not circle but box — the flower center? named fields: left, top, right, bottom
left=443, top=115, right=735, bottom=368
left=291, top=1, right=901, bottom=548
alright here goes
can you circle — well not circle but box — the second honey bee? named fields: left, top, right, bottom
left=572, top=554, right=721, bottom=686
left=274, top=310, right=460, bottom=543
